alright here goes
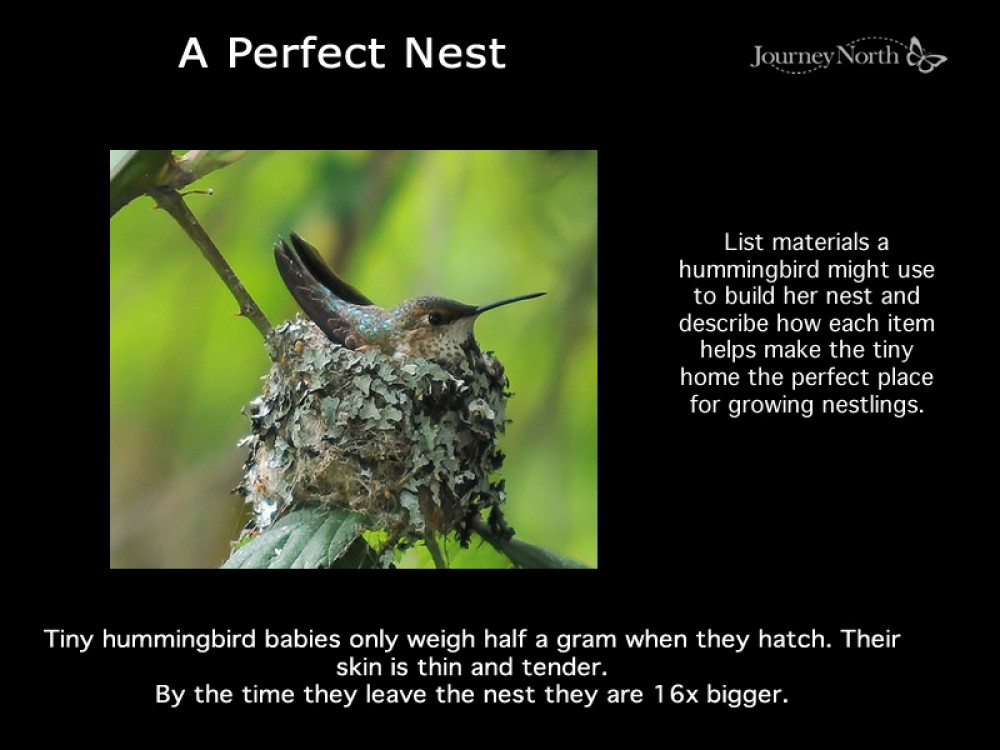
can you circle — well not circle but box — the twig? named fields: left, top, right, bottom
left=149, top=187, right=272, bottom=339
left=424, top=532, right=448, bottom=569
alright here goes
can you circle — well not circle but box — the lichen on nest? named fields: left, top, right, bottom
left=235, top=316, right=514, bottom=551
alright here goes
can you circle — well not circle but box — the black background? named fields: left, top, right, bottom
left=79, top=11, right=984, bottom=738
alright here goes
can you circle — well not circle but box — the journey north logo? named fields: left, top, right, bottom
left=751, top=36, right=947, bottom=74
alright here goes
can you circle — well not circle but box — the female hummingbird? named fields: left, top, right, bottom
left=274, top=233, right=545, bottom=367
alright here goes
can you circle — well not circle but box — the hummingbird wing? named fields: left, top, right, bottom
left=274, top=235, right=374, bottom=348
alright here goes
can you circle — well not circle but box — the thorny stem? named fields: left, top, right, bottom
left=150, top=187, right=272, bottom=339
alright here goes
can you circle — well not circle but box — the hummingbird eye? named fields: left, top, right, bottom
left=427, top=312, right=444, bottom=326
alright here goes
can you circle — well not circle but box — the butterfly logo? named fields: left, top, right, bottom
left=906, top=37, right=947, bottom=74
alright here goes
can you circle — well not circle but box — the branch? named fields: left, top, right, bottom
left=110, top=150, right=249, bottom=218
left=149, top=187, right=272, bottom=338
left=471, top=517, right=590, bottom=569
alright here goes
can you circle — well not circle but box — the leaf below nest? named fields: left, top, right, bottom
left=222, top=506, right=379, bottom=569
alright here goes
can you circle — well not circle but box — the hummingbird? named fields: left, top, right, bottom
left=274, top=233, right=545, bottom=367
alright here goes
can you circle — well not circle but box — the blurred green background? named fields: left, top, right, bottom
left=109, top=150, right=597, bottom=568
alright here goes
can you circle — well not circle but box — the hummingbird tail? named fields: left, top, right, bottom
left=287, top=232, right=374, bottom=306
left=274, top=235, right=372, bottom=348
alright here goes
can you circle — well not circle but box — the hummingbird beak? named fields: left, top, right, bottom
left=474, top=292, right=546, bottom=316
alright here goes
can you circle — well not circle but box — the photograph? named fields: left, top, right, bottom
left=110, top=150, right=597, bottom=569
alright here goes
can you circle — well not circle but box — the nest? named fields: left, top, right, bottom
left=236, top=317, right=513, bottom=550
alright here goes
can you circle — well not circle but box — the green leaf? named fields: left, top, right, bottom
left=110, top=149, right=172, bottom=218
left=221, top=506, right=378, bottom=569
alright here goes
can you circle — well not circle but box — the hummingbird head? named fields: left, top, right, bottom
left=391, top=292, right=546, bottom=364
